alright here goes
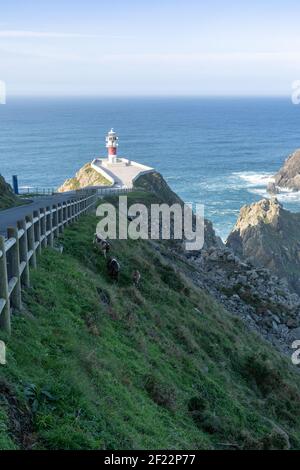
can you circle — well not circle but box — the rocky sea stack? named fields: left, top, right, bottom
left=267, top=149, right=300, bottom=193
left=227, top=198, right=300, bottom=294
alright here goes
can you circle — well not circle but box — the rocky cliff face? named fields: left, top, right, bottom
left=134, top=171, right=224, bottom=250
left=0, top=175, right=20, bottom=210
left=226, top=198, right=300, bottom=294
left=182, top=242, right=300, bottom=356
left=58, top=163, right=110, bottom=192
left=268, top=149, right=300, bottom=192
left=134, top=172, right=183, bottom=206
left=133, top=175, right=300, bottom=353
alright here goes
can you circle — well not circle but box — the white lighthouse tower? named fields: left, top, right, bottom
left=91, top=128, right=153, bottom=188
left=106, top=128, right=119, bottom=164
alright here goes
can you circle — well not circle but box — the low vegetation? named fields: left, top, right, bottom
left=58, top=163, right=110, bottom=192
left=1, top=191, right=300, bottom=449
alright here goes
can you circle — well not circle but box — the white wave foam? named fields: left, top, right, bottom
left=232, top=171, right=274, bottom=187
left=249, top=187, right=300, bottom=202
left=273, top=192, right=300, bottom=203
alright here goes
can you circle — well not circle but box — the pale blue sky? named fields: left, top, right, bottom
left=0, top=0, right=300, bottom=96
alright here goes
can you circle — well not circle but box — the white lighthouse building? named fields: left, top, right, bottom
left=106, top=128, right=118, bottom=164
left=91, top=129, right=153, bottom=188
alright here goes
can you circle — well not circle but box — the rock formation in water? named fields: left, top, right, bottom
left=58, top=163, right=111, bottom=192
left=226, top=198, right=300, bottom=295
left=268, top=149, right=300, bottom=193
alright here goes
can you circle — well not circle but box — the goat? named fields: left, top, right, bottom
left=107, top=257, right=120, bottom=282
left=93, top=233, right=110, bottom=258
left=132, top=270, right=141, bottom=287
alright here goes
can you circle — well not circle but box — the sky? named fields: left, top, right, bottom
left=0, top=0, right=300, bottom=96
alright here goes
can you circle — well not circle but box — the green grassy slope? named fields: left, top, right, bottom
left=1, top=192, right=300, bottom=450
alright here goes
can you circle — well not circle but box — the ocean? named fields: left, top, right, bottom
left=1, top=97, right=300, bottom=240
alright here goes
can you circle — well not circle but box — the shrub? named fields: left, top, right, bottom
left=144, top=374, right=176, bottom=411
left=242, top=353, right=282, bottom=395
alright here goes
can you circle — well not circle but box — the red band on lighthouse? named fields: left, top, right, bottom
left=106, top=128, right=119, bottom=162
left=108, top=147, right=117, bottom=156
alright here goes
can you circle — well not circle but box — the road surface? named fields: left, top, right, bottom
left=0, top=191, right=79, bottom=236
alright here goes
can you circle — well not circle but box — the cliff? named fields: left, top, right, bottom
left=58, top=163, right=111, bottom=192
left=134, top=171, right=183, bottom=206
left=268, top=149, right=300, bottom=193
left=226, top=198, right=300, bottom=294
left=0, top=175, right=21, bottom=210
left=134, top=171, right=223, bottom=250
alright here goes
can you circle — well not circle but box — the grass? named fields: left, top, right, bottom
left=58, top=163, right=111, bottom=191
left=1, top=191, right=300, bottom=449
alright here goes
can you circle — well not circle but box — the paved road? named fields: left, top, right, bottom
left=0, top=191, right=79, bottom=236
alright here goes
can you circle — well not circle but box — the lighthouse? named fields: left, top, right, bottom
left=106, top=128, right=119, bottom=164
left=91, top=128, right=154, bottom=188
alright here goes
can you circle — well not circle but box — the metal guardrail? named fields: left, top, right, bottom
left=96, top=187, right=133, bottom=196
left=0, top=189, right=98, bottom=335
left=18, top=186, right=133, bottom=197
left=19, top=187, right=56, bottom=196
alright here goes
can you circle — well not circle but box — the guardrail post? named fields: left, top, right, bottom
left=52, top=205, right=58, bottom=238
left=62, top=203, right=65, bottom=228
left=17, top=220, right=30, bottom=288
left=33, top=210, right=42, bottom=255
left=7, top=227, right=22, bottom=311
left=71, top=200, right=75, bottom=221
left=67, top=200, right=71, bottom=224
left=26, top=214, right=37, bottom=268
left=46, top=206, right=54, bottom=247
left=0, top=236, right=11, bottom=335
left=63, top=202, right=67, bottom=227
left=40, top=208, right=47, bottom=248
left=58, top=203, right=63, bottom=233
left=76, top=198, right=80, bottom=220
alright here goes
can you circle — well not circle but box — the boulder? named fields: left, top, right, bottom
left=288, top=327, right=300, bottom=341
left=267, top=182, right=280, bottom=195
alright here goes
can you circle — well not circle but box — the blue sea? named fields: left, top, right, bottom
left=1, top=97, right=300, bottom=240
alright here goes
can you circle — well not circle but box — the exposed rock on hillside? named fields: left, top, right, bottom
left=134, top=171, right=223, bottom=250
left=58, top=163, right=111, bottom=192
left=134, top=172, right=183, bottom=206
left=180, top=243, right=300, bottom=356
left=268, top=149, right=300, bottom=193
left=226, top=198, right=300, bottom=294
left=0, top=175, right=21, bottom=210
